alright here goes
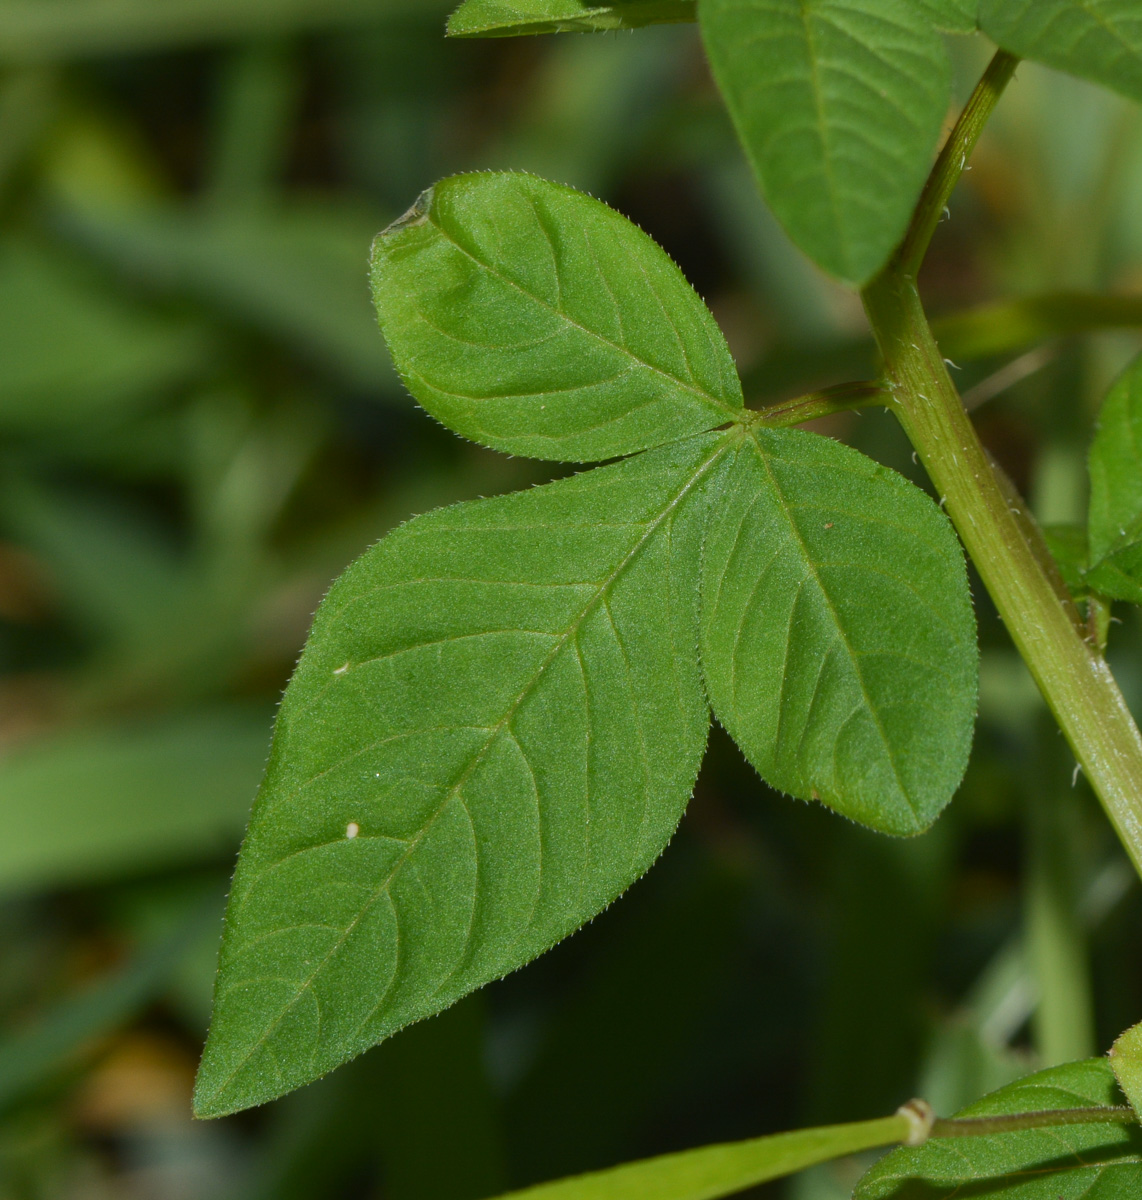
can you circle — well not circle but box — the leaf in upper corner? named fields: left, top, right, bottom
left=699, top=0, right=951, bottom=285
left=370, top=172, right=742, bottom=462
left=193, top=433, right=728, bottom=1117
left=854, top=1058, right=1142, bottom=1199
left=447, top=0, right=695, bottom=37
left=1087, top=352, right=1142, bottom=605
left=1112, top=1021, right=1142, bottom=1120
left=916, top=0, right=977, bottom=32
left=698, top=427, right=977, bottom=836
left=981, top=0, right=1142, bottom=106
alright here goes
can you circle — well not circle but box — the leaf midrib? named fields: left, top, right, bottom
left=202, top=436, right=732, bottom=1110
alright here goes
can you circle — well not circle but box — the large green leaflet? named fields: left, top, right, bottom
left=699, top=0, right=951, bottom=285
left=447, top=0, right=695, bottom=36
left=198, top=171, right=978, bottom=1114
left=700, top=429, right=976, bottom=836
left=194, top=435, right=724, bottom=1116
left=1087, top=353, right=1142, bottom=605
left=855, top=1059, right=1142, bottom=1198
left=370, top=173, right=742, bottom=462
left=981, top=1, right=1142, bottom=105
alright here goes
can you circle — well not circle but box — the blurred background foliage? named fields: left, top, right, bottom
left=0, top=5, right=1141, bottom=1199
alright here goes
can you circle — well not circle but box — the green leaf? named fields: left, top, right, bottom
left=1087, top=352, right=1142, bottom=605
left=1043, top=523, right=1089, bottom=599
left=370, top=172, right=742, bottom=462
left=0, top=710, right=270, bottom=895
left=699, top=0, right=951, bottom=284
left=699, top=427, right=977, bottom=836
left=855, top=1058, right=1142, bottom=1199
left=447, top=0, right=695, bottom=36
left=1112, top=1022, right=1142, bottom=1120
left=980, top=1, right=1142, bottom=106
left=193, top=434, right=728, bottom=1117
left=916, top=0, right=977, bottom=32
left=488, top=1115, right=911, bottom=1200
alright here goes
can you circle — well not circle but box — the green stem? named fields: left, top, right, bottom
left=749, top=380, right=885, bottom=427
left=862, top=60, right=1142, bottom=878
left=897, top=49, right=1019, bottom=278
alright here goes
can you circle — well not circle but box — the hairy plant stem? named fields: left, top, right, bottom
left=862, top=51, right=1142, bottom=878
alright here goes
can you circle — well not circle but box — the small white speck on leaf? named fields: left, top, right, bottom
left=334, top=662, right=350, bottom=675
left=346, top=822, right=360, bottom=839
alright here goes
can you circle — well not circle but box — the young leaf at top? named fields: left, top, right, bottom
left=981, top=0, right=1142, bottom=106
left=699, top=428, right=977, bottom=836
left=370, top=173, right=742, bottom=463
left=193, top=434, right=727, bottom=1117
left=916, top=0, right=977, bottom=32
left=447, top=0, right=695, bottom=37
left=699, top=0, right=952, bottom=285
left=1087, top=351, right=1142, bottom=605
left=1111, top=1021, right=1142, bottom=1120
left=855, top=1058, right=1142, bottom=1199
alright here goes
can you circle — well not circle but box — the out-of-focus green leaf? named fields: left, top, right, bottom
left=0, top=239, right=208, bottom=432
left=855, top=1059, right=1142, bottom=1199
left=0, top=901, right=216, bottom=1111
left=194, top=435, right=725, bottom=1118
left=370, top=173, right=742, bottom=462
left=0, top=709, right=270, bottom=894
left=916, top=0, right=977, bottom=32
left=1087, top=353, right=1142, bottom=605
left=0, top=0, right=447, bottom=62
left=981, top=1, right=1142, bottom=106
left=698, top=427, right=978, bottom=837
left=700, top=0, right=951, bottom=284
left=1043, top=524, right=1089, bottom=599
left=60, top=201, right=396, bottom=393
left=447, top=0, right=694, bottom=37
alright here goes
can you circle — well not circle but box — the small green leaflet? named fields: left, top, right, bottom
left=198, top=171, right=979, bottom=1114
left=855, top=1059, right=1142, bottom=1199
left=916, top=0, right=977, bottom=32
left=700, top=0, right=951, bottom=285
left=194, top=436, right=724, bottom=1116
left=1112, top=1022, right=1142, bottom=1119
left=447, top=0, right=695, bottom=36
left=1087, top=352, right=1142, bottom=605
left=981, top=1, right=1142, bottom=106
left=700, top=429, right=976, bottom=836
left=371, top=173, right=742, bottom=462
left=1043, top=523, right=1090, bottom=600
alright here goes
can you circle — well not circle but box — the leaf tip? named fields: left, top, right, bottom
left=379, top=186, right=436, bottom=240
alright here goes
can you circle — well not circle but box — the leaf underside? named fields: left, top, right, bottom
left=855, top=1058, right=1142, bottom=1199
left=699, top=0, right=951, bottom=285
left=447, top=0, right=695, bottom=36
left=370, top=172, right=742, bottom=463
left=193, top=435, right=724, bottom=1116
left=1087, top=352, right=1142, bottom=604
left=981, top=0, right=1142, bottom=106
left=700, top=428, right=977, bottom=836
